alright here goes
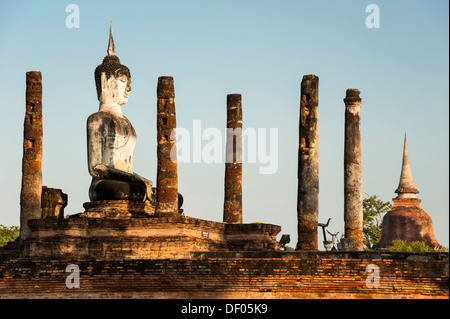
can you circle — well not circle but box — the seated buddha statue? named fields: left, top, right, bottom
left=87, top=24, right=152, bottom=202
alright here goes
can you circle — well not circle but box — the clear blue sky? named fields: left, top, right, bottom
left=0, top=0, right=448, bottom=247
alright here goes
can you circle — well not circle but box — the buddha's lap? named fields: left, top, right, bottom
left=90, top=179, right=146, bottom=201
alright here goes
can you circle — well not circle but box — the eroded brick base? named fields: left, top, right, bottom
left=17, top=216, right=281, bottom=260
left=0, top=252, right=447, bottom=299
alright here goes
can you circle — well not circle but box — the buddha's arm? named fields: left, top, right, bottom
left=91, top=164, right=144, bottom=184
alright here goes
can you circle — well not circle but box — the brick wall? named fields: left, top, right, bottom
left=0, top=252, right=447, bottom=299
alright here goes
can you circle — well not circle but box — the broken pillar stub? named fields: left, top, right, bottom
left=156, top=76, right=178, bottom=216
left=296, top=74, right=319, bottom=250
left=343, top=88, right=363, bottom=251
left=41, top=186, right=68, bottom=219
left=223, top=94, right=243, bottom=224
left=20, top=71, right=43, bottom=240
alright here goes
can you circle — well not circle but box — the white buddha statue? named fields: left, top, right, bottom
left=87, top=23, right=152, bottom=202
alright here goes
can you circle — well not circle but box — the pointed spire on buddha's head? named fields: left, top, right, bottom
left=395, top=133, right=419, bottom=199
left=108, top=21, right=116, bottom=57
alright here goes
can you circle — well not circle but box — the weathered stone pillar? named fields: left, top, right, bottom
left=343, top=88, right=363, bottom=251
left=20, top=71, right=43, bottom=240
left=223, top=94, right=243, bottom=224
left=296, top=74, right=319, bottom=250
left=156, top=76, right=178, bottom=216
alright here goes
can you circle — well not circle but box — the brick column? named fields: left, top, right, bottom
left=20, top=71, right=43, bottom=240
left=296, top=74, right=319, bottom=250
left=156, top=76, right=178, bottom=216
left=223, top=94, right=243, bottom=224
left=343, top=89, right=363, bottom=251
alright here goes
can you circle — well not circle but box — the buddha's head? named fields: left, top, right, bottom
left=94, top=22, right=132, bottom=107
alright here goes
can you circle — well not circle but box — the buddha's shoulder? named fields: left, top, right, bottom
left=87, top=111, right=130, bottom=124
left=88, top=111, right=113, bottom=121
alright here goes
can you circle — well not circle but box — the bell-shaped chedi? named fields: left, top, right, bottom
left=379, top=135, right=440, bottom=248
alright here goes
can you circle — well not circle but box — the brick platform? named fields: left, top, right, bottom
left=0, top=252, right=447, bottom=299
left=1, top=216, right=447, bottom=299
left=15, top=216, right=281, bottom=260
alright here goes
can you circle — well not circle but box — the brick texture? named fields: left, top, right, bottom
left=0, top=252, right=447, bottom=299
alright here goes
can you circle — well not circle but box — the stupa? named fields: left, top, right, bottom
left=378, top=135, right=440, bottom=248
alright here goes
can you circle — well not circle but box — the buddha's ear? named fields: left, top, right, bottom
left=100, top=72, right=107, bottom=103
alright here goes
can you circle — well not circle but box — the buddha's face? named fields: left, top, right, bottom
left=101, top=71, right=132, bottom=107
left=111, top=73, right=132, bottom=105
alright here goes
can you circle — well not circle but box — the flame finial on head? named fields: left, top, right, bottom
left=108, top=21, right=116, bottom=56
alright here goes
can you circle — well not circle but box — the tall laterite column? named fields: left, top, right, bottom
left=20, top=71, right=43, bottom=240
left=156, top=76, right=178, bottom=216
left=343, top=88, right=363, bottom=251
left=296, top=74, right=319, bottom=250
left=223, top=94, right=243, bottom=224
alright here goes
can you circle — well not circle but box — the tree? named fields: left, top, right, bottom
left=363, top=194, right=392, bottom=250
left=386, top=240, right=433, bottom=252
left=0, top=225, right=19, bottom=247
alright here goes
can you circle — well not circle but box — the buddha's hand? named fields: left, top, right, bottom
left=92, top=164, right=110, bottom=178
left=133, top=173, right=153, bottom=200
left=93, top=164, right=142, bottom=184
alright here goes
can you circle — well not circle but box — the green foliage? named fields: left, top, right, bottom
left=363, top=194, right=392, bottom=251
left=0, top=225, right=19, bottom=247
left=386, top=239, right=434, bottom=252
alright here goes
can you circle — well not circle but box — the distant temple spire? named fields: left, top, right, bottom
left=395, top=133, right=419, bottom=199
left=108, top=21, right=116, bottom=56
left=379, top=134, right=440, bottom=248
